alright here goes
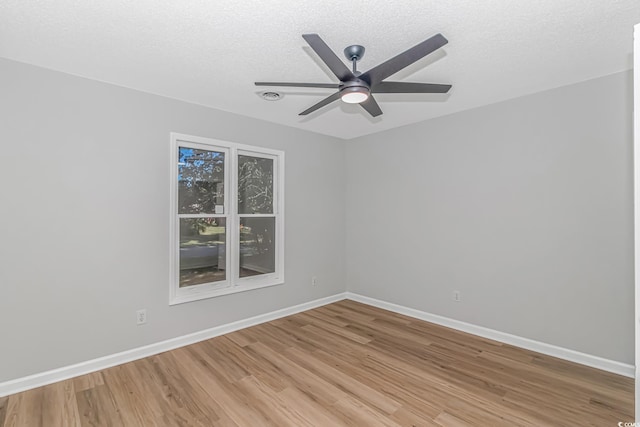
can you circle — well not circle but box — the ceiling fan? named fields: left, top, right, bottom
left=255, top=33, right=452, bottom=117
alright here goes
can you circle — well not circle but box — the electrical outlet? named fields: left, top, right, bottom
left=136, top=309, right=147, bottom=325
left=311, top=276, right=318, bottom=286
left=453, top=291, right=461, bottom=302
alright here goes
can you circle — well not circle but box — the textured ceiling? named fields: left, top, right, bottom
left=1, top=1, right=639, bottom=139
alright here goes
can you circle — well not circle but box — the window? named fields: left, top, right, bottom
left=169, top=133, right=284, bottom=304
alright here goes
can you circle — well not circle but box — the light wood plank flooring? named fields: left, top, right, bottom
left=0, top=300, right=634, bottom=426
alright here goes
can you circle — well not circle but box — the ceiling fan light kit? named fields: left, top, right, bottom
left=340, top=82, right=370, bottom=104
left=255, top=33, right=452, bottom=118
left=341, top=87, right=369, bottom=104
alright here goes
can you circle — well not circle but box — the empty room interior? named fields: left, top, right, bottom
left=2, top=1, right=640, bottom=426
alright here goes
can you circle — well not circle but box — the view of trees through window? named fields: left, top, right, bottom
left=176, top=149, right=277, bottom=287
left=238, top=155, right=273, bottom=214
left=238, top=155, right=275, bottom=277
left=171, top=134, right=284, bottom=303
left=178, top=148, right=225, bottom=214
left=178, top=148, right=226, bottom=287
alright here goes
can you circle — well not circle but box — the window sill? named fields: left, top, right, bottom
left=169, top=278, right=284, bottom=306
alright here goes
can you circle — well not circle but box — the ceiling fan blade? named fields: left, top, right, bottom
left=255, top=82, right=340, bottom=89
left=372, top=81, right=452, bottom=93
left=302, top=34, right=354, bottom=82
left=361, top=34, right=448, bottom=86
left=299, top=91, right=342, bottom=115
left=360, top=95, right=383, bottom=117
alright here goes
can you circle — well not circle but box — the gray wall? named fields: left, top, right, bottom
left=0, top=58, right=346, bottom=382
left=346, top=70, right=634, bottom=364
left=0, top=57, right=633, bottom=382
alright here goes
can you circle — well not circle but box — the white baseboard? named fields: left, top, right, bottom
left=346, top=292, right=634, bottom=378
left=0, top=292, right=347, bottom=398
left=1, top=290, right=632, bottom=398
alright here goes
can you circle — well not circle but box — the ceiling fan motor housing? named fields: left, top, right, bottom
left=340, top=79, right=370, bottom=92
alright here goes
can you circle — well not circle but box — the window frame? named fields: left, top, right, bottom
left=169, top=133, right=285, bottom=305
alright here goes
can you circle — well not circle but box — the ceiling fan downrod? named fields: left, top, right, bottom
left=344, top=45, right=365, bottom=74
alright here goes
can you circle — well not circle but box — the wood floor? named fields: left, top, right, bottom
left=0, top=300, right=634, bottom=426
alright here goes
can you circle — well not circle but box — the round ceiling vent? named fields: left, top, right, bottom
left=261, top=91, right=283, bottom=101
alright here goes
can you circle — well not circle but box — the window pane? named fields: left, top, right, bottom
left=178, top=147, right=225, bottom=214
left=180, top=218, right=226, bottom=287
left=239, top=217, right=275, bottom=278
left=238, top=155, right=273, bottom=214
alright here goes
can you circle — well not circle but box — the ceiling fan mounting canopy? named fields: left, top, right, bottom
left=255, top=33, right=452, bottom=117
left=344, top=44, right=365, bottom=62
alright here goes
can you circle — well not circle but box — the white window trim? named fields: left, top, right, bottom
left=169, top=132, right=285, bottom=305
